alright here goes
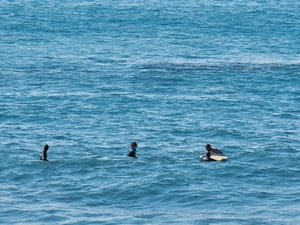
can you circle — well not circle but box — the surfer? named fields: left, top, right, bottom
left=201, top=144, right=223, bottom=161
left=40, top=144, right=49, bottom=161
left=203, top=148, right=214, bottom=161
left=127, top=142, right=138, bottom=157
left=202, top=144, right=227, bottom=161
left=205, top=144, right=223, bottom=154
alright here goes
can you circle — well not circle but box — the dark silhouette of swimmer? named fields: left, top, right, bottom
left=203, top=149, right=215, bottom=161
left=205, top=144, right=223, bottom=154
left=202, top=144, right=223, bottom=161
left=40, top=144, right=49, bottom=161
left=127, top=142, right=137, bottom=157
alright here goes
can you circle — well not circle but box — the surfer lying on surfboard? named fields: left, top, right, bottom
left=202, top=144, right=224, bottom=161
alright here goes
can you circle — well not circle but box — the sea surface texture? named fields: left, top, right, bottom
left=1, top=0, right=300, bottom=224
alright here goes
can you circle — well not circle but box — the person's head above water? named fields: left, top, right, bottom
left=205, top=144, right=211, bottom=151
left=130, top=142, right=138, bottom=148
left=44, top=144, right=49, bottom=151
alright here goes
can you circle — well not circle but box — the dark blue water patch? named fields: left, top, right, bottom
left=136, top=62, right=300, bottom=72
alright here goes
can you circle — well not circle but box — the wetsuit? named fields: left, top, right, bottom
left=40, top=150, right=47, bottom=160
left=127, top=148, right=136, bottom=157
left=202, top=151, right=215, bottom=161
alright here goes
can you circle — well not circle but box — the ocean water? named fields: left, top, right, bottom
left=1, top=0, right=300, bottom=224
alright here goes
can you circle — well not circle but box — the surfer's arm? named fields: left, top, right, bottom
left=211, top=148, right=223, bottom=154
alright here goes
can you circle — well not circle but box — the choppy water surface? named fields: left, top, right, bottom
left=1, top=0, right=300, bottom=224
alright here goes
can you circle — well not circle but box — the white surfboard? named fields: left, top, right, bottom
left=200, top=154, right=227, bottom=161
left=210, top=155, right=227, bottom=161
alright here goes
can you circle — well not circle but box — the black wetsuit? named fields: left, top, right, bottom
left=127, top=148, right=136, bottom=157
left=40, top=150, right=47, bottom=160
left=202, top=151, right=215, bottom=161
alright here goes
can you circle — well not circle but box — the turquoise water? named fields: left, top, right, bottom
left=1, top=0, right=300, bottom=224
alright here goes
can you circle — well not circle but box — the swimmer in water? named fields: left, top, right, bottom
left=40, top=144, right=49, bottom=161
left=127, top=142, right=137, bottom=157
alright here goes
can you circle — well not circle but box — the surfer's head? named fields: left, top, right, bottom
left=44, top=144, right=49, bottom=151
left=130, top=142, right=138, bottom=148
left=206, top=144, right=211, bottom=151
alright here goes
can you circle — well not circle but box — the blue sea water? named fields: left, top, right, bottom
left=1, top=0, right=300, bottom=224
